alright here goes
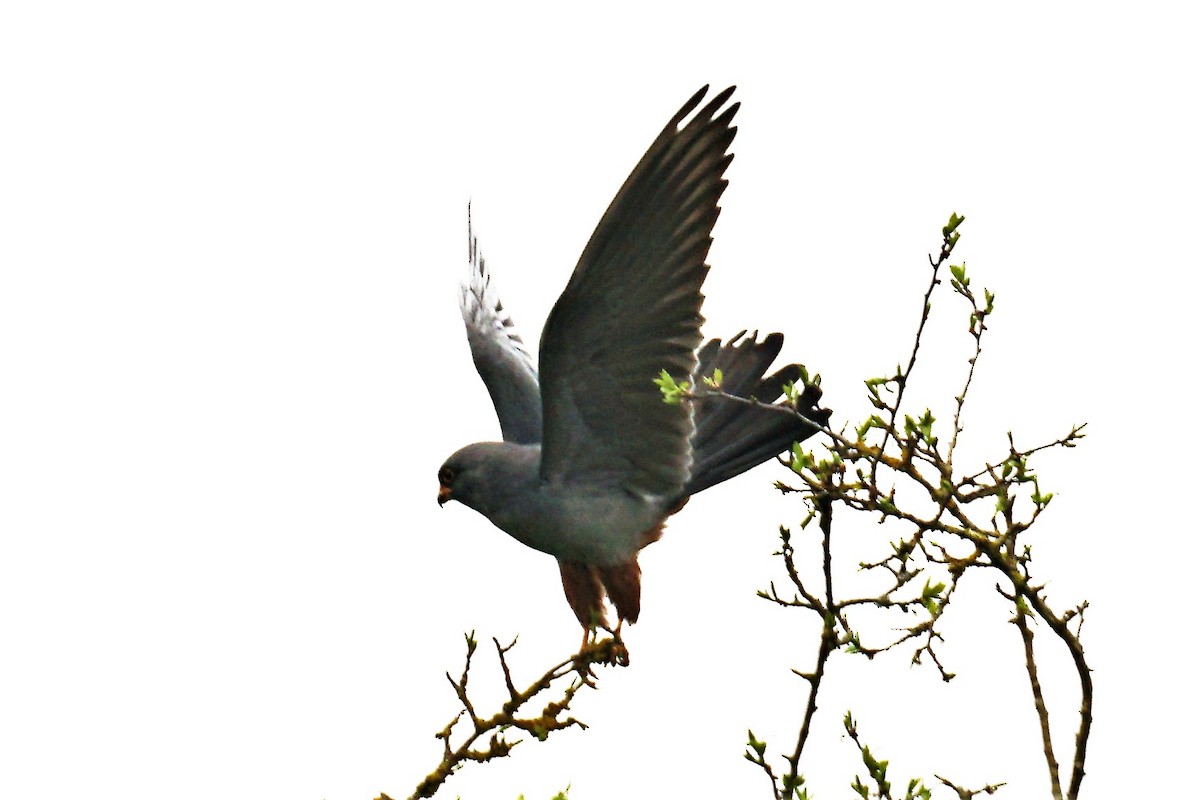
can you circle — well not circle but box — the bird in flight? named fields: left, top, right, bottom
left=438, top=86, right=830, bottom=654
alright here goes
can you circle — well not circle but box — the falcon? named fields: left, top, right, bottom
left=437, top=86, right=829, bottom=650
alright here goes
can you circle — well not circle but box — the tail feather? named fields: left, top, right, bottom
left=691, top=331, right=781, bottom=440
left=684, top=332, right=829, bottom=497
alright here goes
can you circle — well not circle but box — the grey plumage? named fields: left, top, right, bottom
left=538, top=85, right=736, bottom=500
left=460, top=208, right=542, bottom=445
left=439, top=86, right=829, bottom=638
left=685, top=331, right=828, bottom=496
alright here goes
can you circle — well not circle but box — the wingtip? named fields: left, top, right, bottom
left=462, top=205, right=490, bottom=317
left=467, top=200, right=477, bottom=268
left=673, top=85, right=711, bottom=127
left=673, top=84, right=736, bottom=127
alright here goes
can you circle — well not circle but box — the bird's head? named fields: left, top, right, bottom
left=436, top=441, right=539, bottom=513
left=436, top=443, right=499, bottom=511
left=436, top=453, right=466, bottom=508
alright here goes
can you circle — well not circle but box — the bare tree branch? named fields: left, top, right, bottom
left=739, top=214, right=1090, bottom=799
left=391, top=633, right=626, bottom=800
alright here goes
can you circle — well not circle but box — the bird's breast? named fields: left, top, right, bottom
left=488, top=482, right=665, bottom=566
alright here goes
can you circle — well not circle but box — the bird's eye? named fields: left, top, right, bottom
left=438, top=466, right=455, bottom=485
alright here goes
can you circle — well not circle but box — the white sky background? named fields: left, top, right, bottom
left=1, top=2, right=1196, bottom=798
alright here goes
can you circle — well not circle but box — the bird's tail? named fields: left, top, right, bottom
left=684, top=331, right=830, bottom=497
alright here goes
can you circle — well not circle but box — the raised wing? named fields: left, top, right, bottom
left=538, top=86, right=738, bottom=497
left=460, top=210, right=543, bottom=444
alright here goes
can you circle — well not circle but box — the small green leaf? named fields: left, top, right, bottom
left=995, top=484, right=1010, bottom=512
left=1032, top=490, right=1054, bottom=507
left=782, top=771, right=807, bottom=796
left=654, top=369, right=689, bottom=404
left=782, top=381, right=798, bottom=404
left=922, top=579, right=946, bottom=616
left=791, top=443, right=816, bottom=473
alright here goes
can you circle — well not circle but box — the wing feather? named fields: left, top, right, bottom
left=538, top=87, right=738, bottom=496
left=460, top=209, right=543, bottom=444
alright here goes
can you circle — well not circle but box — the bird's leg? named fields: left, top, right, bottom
left=574, top=625, right=598, bottom=686
left=560, top=560, right=608, bottom=642
left=587, top=619, right=629, bottom=667
left=574, top=622, right=617, bottom=685
left=609, top=619, right=630, bottom=666
left=579, top=625, right=593, bottom=654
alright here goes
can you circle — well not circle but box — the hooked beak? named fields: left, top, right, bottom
left=437, top=484, right=452, bottom=507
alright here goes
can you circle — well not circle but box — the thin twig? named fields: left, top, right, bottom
left=782, top=496, right=838, bottom=790
left=1008, top=590, right=1063, bottom=799
left=403, top=635, right=623, bottom=799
